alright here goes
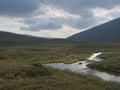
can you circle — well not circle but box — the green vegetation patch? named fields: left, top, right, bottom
left=0, top=68, right=120, bottom=90
left=88, top=51, right=120, bottom=75
left=0, top=43, right=120, bottom=90
left=48, top=54, right=90, bottom=64
left=0, top=61, right=51, bottom=79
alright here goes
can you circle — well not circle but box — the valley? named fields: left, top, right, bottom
left=0, top=43, right=120, bottom=90
left=0, top=0, right=120, bottom=90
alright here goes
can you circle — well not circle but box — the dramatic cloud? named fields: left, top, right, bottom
left=0, top=0, right=41, bottom=17
left=45, top=0, right=120, bottom=17
left=0, top=0, right=120, bottom=38
left=20, top=5, right=81, bottom=31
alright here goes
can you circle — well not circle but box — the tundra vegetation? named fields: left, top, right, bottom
left=0, top=43, right=120, bottom=90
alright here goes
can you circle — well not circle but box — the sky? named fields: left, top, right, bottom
left=0, top=0, right=120, bottom=38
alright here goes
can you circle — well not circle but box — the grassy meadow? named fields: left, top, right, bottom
left=0, top=43, right=120, bottom=90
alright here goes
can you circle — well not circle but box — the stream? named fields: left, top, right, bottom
left=46, top=52, right=120, bottom=82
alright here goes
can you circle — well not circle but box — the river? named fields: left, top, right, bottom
left=46, top=52, right=120, bottom=82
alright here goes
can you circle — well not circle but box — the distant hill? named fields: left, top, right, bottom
left=0, top=31, right=67, bottom=46
left=67, top=18, right=120, bottom=43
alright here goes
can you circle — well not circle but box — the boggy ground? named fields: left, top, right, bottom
left=0, top=43, right=120, bottom=90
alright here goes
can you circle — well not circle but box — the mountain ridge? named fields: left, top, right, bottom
left=0, top=30, right=67, bottom=46
left=67, top=18, right=120, bottom=42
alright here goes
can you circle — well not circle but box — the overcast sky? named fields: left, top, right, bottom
left=0, top=0, right=120, bottom=38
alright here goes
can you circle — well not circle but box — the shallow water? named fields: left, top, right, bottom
left=46, top=52, right=120, bottom=82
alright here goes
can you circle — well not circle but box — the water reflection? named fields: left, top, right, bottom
left=46, top=52, right=120, bottom=82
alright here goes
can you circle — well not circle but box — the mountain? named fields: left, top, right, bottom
left=0, top=31, right=67, bottom=46
left=67, top=18, right=120, bottom=43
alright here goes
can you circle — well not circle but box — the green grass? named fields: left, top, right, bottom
left=0, top=63, right=120, bottom=90
left=0, top=43, right=120, bottom=90
left=88, top=51, right=120, bottom=75
left=46, top=53, right=91, bottom=64
left=0, top=43, right=91, bottom=64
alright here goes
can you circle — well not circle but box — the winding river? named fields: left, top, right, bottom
left=46, top=52, right=120, bottom=82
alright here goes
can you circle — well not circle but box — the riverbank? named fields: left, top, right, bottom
left=88, top=51, right=120, bottom=76
left=0, top=62, right=120, bottom=90
left=46, top=52, right=120, bottom=82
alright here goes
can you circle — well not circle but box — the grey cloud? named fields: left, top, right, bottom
left=20, top=18, right=63, bottom=31
left=20, top=16, right=95, bottom=31
left=110, top=12, right=120, bottom=18
left=71, top=18, right=96, bottom=29
left=0, top=0, right=43, bottom=17
left=48, top=0, right=120, bottom=10
left=20, top=0, right=120, bottom=31
left=0, top=0, right=119, bottom=31
left=46, top=0, right=120, bottom=18
left=0, top=0, right=119, bottom=18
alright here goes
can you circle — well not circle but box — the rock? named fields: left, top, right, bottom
left=79, top=62, right=82, bottom=64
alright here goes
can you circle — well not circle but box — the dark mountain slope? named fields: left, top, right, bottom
left=0, top=31, right=67, bottom=46
left=67, top=18, right=120, bottom=42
